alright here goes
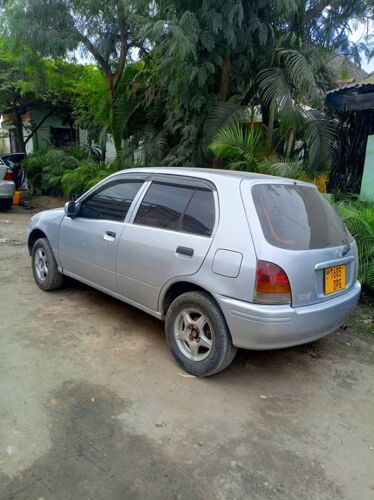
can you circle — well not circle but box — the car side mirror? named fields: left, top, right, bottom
left=64, top=201, right=77, bottom=218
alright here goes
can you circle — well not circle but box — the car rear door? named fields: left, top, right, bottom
left=242, top=180, right=358, bottom=307
left=116, top=176, right=217, bottom=312
left=58, top=176, right=145, bottom=292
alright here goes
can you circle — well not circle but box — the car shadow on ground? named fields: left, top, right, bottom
left=56, top=277, right=333, bottom=381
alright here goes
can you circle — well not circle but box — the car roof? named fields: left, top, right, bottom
left=115, top=166, right=313, bottom=187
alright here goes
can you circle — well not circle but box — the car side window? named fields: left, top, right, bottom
left=79, top=180, right=143, bottom=222
left=134, top=182, right=194, bottom=230
left=180, top=188, right=215, bottom=236
left=134, top=181, right=215, bottom=236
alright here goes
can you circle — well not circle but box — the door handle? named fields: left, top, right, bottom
left=104, top=231, right=116, bottom=241
left=176, top=246, right=194, bottom=257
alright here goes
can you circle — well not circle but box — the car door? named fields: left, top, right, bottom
left=116, top=177, right=217, bottom=312
left=58, top=176, right=145, bottom=292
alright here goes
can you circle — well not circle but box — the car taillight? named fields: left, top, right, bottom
left=3, top=168, right=14, bottom=181
left=254, top=260, right=291, bottom=304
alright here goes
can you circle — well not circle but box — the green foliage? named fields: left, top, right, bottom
left=303, top=112, right=337, bottom=171
left=61, top=162, right=118, bottom=197
left=23, top=148, right=118, bottom=197
left=0, top=41, right=85, bottom=152
left=338, top=201, right=374, bottom=290
left=110, top=62, right=145, bottom=156
left=3, top=0, right=373, bottom=167
left=22, top=149, right=80, bottom=195
left=3, top=0, right=151, bottom=156
left=71, top=66, right=109, bottom=133
left=261, top=159, right=304, bottom=179
left=203, top=102, right=246, bottom=150
left=209, top=125, right=266, bottom=171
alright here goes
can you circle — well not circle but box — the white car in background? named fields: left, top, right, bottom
left=0, top=159, right=15, bottom=209
left=0, top=153, right=25, bottom=209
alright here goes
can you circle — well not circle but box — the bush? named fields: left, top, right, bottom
left=23, top=149, right=80, bottom=196
left=61, top=162, right=118, bottom=197
left=338, top=200, right=374, bottom=291
left=23, top=148, right=120, bottom=197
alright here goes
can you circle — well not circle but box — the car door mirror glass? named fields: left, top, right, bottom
left=65, top=201, right=77, bottom=218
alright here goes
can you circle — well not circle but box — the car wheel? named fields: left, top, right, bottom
left=0, top=198, right=12, bottom=210
left=31, top=237, right=64, bottom=291
left=165, top=291, right=237, bottom=377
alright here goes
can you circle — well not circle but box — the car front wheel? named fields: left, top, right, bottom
left=31, top=237, right=64, bottom=291
left=165, top=291, right=237, bottom=377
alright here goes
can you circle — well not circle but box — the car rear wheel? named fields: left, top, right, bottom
left=165, top=291, right=237, bottom=377
left=0, top=198, right=12, bottom=210
left=31, top=237, right=63, bottom=291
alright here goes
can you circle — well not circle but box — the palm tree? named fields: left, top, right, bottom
left=208, top=124, right=266, bottom=171
left=338, top=202, right=374, bottom=290
left=205, top=33, right=336, bottom=175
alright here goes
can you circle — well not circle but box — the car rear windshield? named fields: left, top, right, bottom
left=252, top=184, right=350, bottom=250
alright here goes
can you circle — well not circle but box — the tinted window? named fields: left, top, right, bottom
left=134, top=182, right=195, bottom=230
left=1, top=153, right=25, bottom=166
left=180, top=189, right=215, bottom=236
left=79, top=180, right=143, bottom=222
left=252, top=184, right=350, bottom=250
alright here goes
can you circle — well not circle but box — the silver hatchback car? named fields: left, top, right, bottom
left=27, top=168, right=361, bottom=376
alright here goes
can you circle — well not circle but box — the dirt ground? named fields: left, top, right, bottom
left=0, top=198, right=374, bottom=500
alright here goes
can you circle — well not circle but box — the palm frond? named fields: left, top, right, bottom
left=262, top=159, right=303, bottom=179
left=203, top=102, right=246, bottom=150
left=338, top=201, right=374, bottom=289
left=303, top=113, right=337, bottom=170
left=208, top=124, right=266, bottom=171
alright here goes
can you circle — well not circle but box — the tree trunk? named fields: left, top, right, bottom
left=286, top=128, right=296, bottom=160
left=266, top=102, right=276, bottom=152
left=218, top=54, right=231, bottom=102
left=108, top=80, right=122, bottom=156
left=303, top=1, right=331, bottom=24
left=212, top=54, right=231, bottom=168
left=14, top=107, right=25, bottom=153
left=24, top=110, right=54, bottom=146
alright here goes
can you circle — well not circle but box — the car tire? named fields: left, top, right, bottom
left=31, top=237, right=64, bottom=291
left=0, top=198, right=12, bottom=210
left=165, top=291, right=237, bottom=377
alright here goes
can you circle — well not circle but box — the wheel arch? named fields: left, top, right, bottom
left=160, top=280, right=219, bottom=319
left=28, top=228, right=47, bottom=255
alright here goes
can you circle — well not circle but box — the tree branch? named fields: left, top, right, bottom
left=76, top=32, right=111, bottom=77
left=303, top=0, right=331, bottom=24
left=112, top=2, right=128, bottom=91
left=24, top=110, right=53, bottom=145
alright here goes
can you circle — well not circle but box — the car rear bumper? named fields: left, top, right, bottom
left=214, top=281, right=361, bottom=350
left=0, top=181, right=15, bottom=199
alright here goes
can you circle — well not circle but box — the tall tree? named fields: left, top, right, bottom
left=0, top=42, right=76, bottom=152
left=3, top=0, right=150, bottom=155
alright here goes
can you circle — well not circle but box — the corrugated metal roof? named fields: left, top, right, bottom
left=327, top=73, right=374, bottom=95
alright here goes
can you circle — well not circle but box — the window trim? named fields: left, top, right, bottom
left=76, top=176, right=147, bottom=223
left=129, top=175, right=218, bottom=237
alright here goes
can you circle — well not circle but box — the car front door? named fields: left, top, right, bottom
left=116, top=177, right=217, bottom=312
left=58, top=176, right=145, bottom=292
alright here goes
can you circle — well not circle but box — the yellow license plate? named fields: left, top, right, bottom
left=324, top=265, right=346, bottom=295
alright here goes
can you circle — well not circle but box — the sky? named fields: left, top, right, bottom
left=350, top=20, right=374, bottom=73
